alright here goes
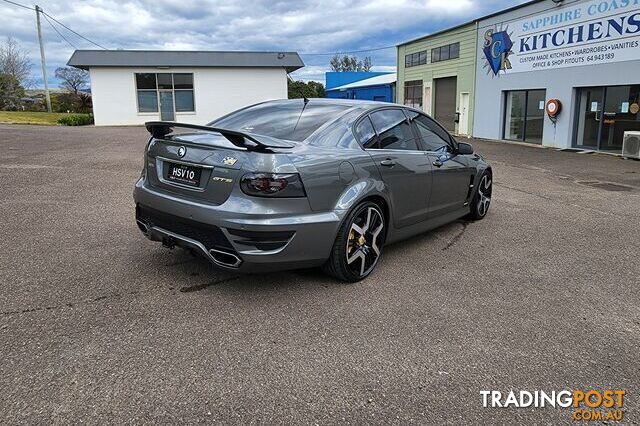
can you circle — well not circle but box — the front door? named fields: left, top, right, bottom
left=408, top=111, right=471, bottom=217
left=575, top=87, right=604, bottom=149
left=357, top=109, right=432, bottom=228
left=159, top=91, right=175, bottom=121
left=434, top=77, right=457, bottom=132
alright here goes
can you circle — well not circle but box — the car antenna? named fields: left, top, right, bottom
left=292, top=97, right=310, bottom=135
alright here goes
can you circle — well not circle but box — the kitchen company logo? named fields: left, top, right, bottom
left=483, top=28, right=514, bottom=76
left=481, top=389, right=626, bottom=422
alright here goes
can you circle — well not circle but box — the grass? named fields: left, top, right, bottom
left=0, top=111, right=91, bottom=125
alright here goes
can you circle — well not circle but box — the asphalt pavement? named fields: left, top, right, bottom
left=0, top=124, right=639, bottom=424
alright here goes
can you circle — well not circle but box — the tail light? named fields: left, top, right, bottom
left=240, top=173, right=306, bottom=198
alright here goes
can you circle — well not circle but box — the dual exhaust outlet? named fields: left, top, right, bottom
left=136, top=219, right=242, bottom=268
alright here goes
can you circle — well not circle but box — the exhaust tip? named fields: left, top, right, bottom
left=136, top=219, right=149, bottom=235
left=208, top=248, right=242, bottom=268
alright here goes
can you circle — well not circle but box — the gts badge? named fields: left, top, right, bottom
left=222, top=156, right=238, bottom=166
left=211, top=176, right=233, bottom=184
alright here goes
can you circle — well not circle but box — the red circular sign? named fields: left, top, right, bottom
left=546, top=99, right=562, bottom=118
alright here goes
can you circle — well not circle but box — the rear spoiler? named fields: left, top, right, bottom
left=145, top=121, right=296, bottom=151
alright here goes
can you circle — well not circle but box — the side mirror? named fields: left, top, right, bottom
left=457, top=142, right=474, bottom=155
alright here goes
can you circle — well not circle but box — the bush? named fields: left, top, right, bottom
left=57, top=114, right=94, bottom=126
left=51, top=92, right=93, bottom=114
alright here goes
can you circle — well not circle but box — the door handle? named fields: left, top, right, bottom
left=432, top=159, right=443, bottom=168
left=380, top=159, right=396, bottom=167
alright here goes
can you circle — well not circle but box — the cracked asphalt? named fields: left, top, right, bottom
left=1, top=124, right=639, bottom=424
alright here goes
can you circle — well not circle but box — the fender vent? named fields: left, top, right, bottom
left=465, top=174, right=475, bottom=202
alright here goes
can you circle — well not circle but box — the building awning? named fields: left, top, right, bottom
left=68, top=50, right=305, bottom=73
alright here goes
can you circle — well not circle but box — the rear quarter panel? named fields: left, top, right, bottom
left=289, top=144, right=385, bottom=213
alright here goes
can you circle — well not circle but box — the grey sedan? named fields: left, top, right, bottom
left=134, top=99, right=492, bottom=282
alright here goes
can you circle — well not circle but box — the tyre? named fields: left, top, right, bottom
left=468, top=170, right=492, bottom=220
left=323, top=201, right=386, bottom=282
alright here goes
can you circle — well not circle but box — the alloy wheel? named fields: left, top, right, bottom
left=346, top=206, right=384, bottom=277
left=477, top=174, right=492, bottom=217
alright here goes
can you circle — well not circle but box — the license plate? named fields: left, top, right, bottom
left=166, top=162, right=202, bottom=187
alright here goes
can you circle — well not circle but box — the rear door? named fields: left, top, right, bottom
left=408, top=111, right=473, bottom=217
left=356, top=108, right=432, bottom=228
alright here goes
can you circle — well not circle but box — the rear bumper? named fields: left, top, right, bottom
left=133, top=179, right=344, bottom=273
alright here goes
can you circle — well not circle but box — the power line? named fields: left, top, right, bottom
left=6, top=0, right=589, bottom=59
left=301, top=0, right=586, bottom=57
left=301, top=45, right=395, bottom=56
left=1, top=0, right=33, bottom=10
left=2, top=0, right=108, bottom=49
left=42, top=12, right=78, bottom=49
left=42, top=11, right=108, bottom=50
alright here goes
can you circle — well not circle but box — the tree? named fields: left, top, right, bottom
left=53, top=67, right=92, bottom=113
left=288, top=79, right=325, bottom=99
left=0, top=37, right=32, bottom=87
left=329, top=55, right=373, bottom=72
left=55, top=67, right=89, bottom=95
left=0, top=73, right=25, bottom=110
left=362, top=56, right=372, bottom=72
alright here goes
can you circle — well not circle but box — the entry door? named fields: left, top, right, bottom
left=575, top=87, right=604, bottom=149
left=159, top=91, right=175, bottom=121
left=459, top=92, right=470, bottom=135
left=434, top=77, right=457, bottom=132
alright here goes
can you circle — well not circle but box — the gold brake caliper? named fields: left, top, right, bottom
left=348, top=230, right=356, bottom=254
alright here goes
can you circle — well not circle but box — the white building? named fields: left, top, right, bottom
left=67, top=50, right=304, bottom=126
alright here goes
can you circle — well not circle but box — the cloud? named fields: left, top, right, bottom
left=0, top=0, right=515, bottom=87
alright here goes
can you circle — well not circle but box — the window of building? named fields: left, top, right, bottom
left=504, top=89, right=546, bottom=143
left=405, top=50, right=428, bottom=68
left=135, top=73, right=195, bottom=113
left=404, top=80, right=423, bottom=110
left=431, top=42, right=460, bottom=63
left=369, top=109, right=419, bottom=151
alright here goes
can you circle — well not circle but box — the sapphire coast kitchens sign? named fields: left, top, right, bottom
left=482, top=0, right=640, bottom=76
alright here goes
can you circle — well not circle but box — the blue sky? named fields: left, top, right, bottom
left=2, top=0, right=526, bottom=88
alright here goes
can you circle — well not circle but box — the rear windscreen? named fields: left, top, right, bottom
left=209, top=101, right=350, bottom=142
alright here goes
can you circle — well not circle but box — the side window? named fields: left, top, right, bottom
left=408, top=111, right=452, bottom=152
left=354, top=116, right=378, bottom=149
left=369, top=109, right=419, bottom=151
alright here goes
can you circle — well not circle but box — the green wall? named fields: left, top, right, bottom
left=397, top=22, right=478, bottom=136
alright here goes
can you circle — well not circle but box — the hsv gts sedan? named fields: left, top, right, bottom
left=134, top=99, right=492, bottom=282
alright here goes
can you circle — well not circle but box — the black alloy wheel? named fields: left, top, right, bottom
left=324, top=201, right=386, bottom=282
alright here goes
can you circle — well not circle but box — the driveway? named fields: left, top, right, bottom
left=0, top=124, right=638, bottom=423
